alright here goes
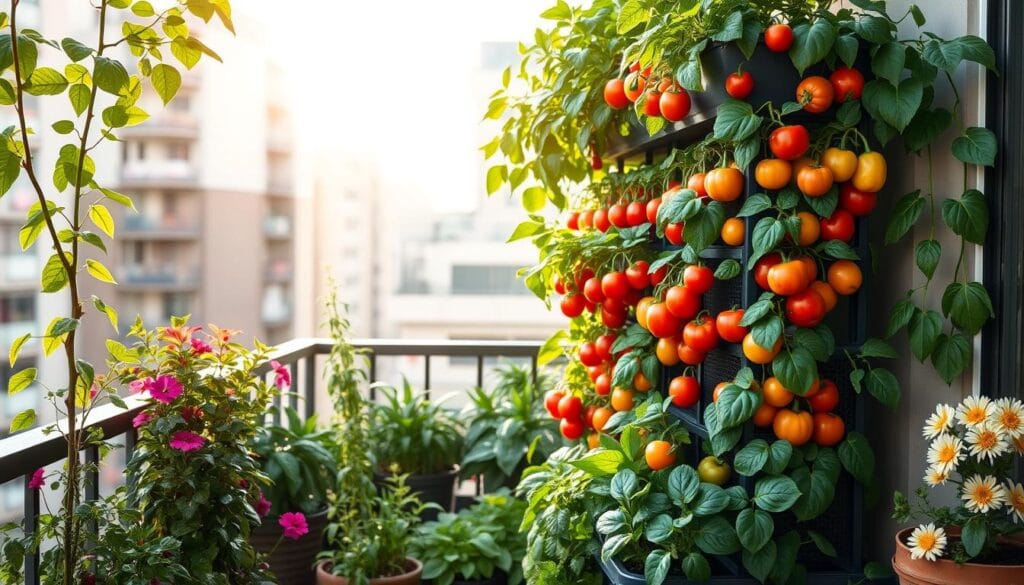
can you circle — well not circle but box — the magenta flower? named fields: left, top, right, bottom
left=169, top=431, right=205, bottom=452
left=279, top=512, right=308, bottom=540
left=132, top=412, right=152, bottom=428
left=270, top=361, right=291, bottom=390
left=255, top=491, right=272, bottom=517
left=190, top=338, right=213, bottom=355
left=128, top=379, right=146, bottom=394
left=146, top=375, right=183, bottom=404
left=28, top=468, right=44, bottom=490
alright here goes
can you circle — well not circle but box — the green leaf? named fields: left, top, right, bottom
left=776, top=187, right=800, bottom=210
left=683, top=201, right=725, bottom=254
left=749, top=216, right=785, bottom=266
left=100, top=187, right=135, bottom=210
left=507, top=219, right=542, bottom=242
left=713, top=99, right=762, bottom=142
left=89, top=204, right=115, bottom=237
left=862, top=78, right=923, bottom=132
left=0, top=78, right=14, bottom=105
left=8, top=367, right=36, bottom=395
left=716, top=386, right=761, bottom=429
left=694, top=516, right=740, bottom=556
left=52, top=120, right=75, bottom=134
left=600, top=534, right=630, bottom=561
left=793, top=327, right=832, bottom=362
left=859, top=338, right=899, bottom=359
left=903, top=108, right=953, bottom=153
left=952, top=127, right=997, bottom=166
left=764, top=441, right=793, bottom=475
left=736, top=18, right=762, bottom=60
left=866, top=367, right=901, bottom=410
left=855, top=15, right=894, bottom=44
left=914, top=239, right=941, bottom=280
left=864, top=561, right=895, bottom=579
left=753, top=476, right=801, bottom=512
left=740, top=293, right=775, bottom=327
left=150, top=63, right=181, bottom=105
left=751, top=315, right=783, bottom=352
left=713, top=259, right=741, bottom=280
left=769, top=530, right=801, bottom=584
left=26, top=67, right=68, bottom=95
left=803, top=186, right=838, bottom=217
left=170, top=37, right=202, bottom=70
left=85, top=259, right=117, bottom=284
left=923, top=36, right=996, bottom=73
left=9, top=408, right=35, bottom=433
left=50, top=317, right=79, bottom=336
left=610, top=468, right=639, bottom=502
left=521, top=186, right=545, bottom=212
left=789, top=20, right=836, bottom=75
left=772, top=347, right=818, bottom=395
left=616, top=0, right=647, bottom=34
left=486, top=165, right=507, bottom=195
left=733, top=136, right=759, bottom=171
left=961, top=515, right=987, bottom=558
left=887, top=297, right=917, bottom=338
left=693, top=484, right=730, bottom=517
left=733, top=439, right=770, bottom=476
left=667, top=465, right=700, bottom=505
left=808, top=530, right=838, bottom=557
left=711, top=10, right=744, bottom=42
left=792, top=468, right=835, bottom=521
left=131, top=0, right=155, bottom=16
left=834, top=34, right=859, bottom=68
left=838, top=433, right=875, bottom=486
left=93, top=295, right=119, bottom=333
left=102, top=105, right=128, bottom=128
left=41, top=253, right=69, bottom=293
left=931, top=333, right=972, bottom=384
left=596, top=509, right=626, bottom=535
left=737, top=193, right=771, bottom=218
left=742, top=541, right=776, bottom=583
left=68, top=83, right=91, bottom=116
left=871, top=42, right=906, bottom=85
left=93, top=56, right=129, bottom=94
left=644, top=549, right=671, bottom=585
left=61, top=37, right=93, bottom=62
left=941, top=189, right=988, bottom=244
left=736, top=509, right=773, bottom=553
left=681, top=552, right=711, bottom=581
left=884, top=191, right=924, bottom=244
left=570, top=449, right=626, bottom=477
left=9, top=333, right=30, bottom=367
left=0, top=148, right=21, bottom=198
left=942, top=281, right=994, bottom=335
left=816, top=239, right=860, bottom=261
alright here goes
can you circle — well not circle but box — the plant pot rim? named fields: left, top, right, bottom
left=895, top=526, right=1024, bottom=569
left=315, top=558, right=423, bottom=583
left=375, top=465, right=460, bottom=480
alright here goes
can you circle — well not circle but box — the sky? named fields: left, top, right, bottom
left=247, top=0, right=553, bottom=213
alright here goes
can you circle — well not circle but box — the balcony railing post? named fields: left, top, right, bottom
left=85, top=445, right=100, bottom=540
left=369, top=353, right=377, bottom=401
left=23, top=472, right=39, bottom=585
left=288, top=361, right=299, bottom=413
left=476, top=355, right=484, bottom=389
left=304, top=355, right=316, bottom=419
left=423, top=354, right=431, bottom=398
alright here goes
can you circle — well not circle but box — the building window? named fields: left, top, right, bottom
left=170, top=94, right=190, bottom=113
left=0, top=294, right=35, bottom=322
left=450, top=265, right=527, bottom=295
left=137, top=141, right=146, bottom=160
left=130, top=241, right=145, bottom=264
left=168, top=142, right=189, bottom=161
left=163, top=293, right=192, bottom=319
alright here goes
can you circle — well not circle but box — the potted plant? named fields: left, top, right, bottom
left=251, top=407, right=339, bottom=584
left=372, top=379, right=464, bottom=519
left=460, top=364, right=560, bottom=491
left=316, top=292, right=425, bottom=585
left=409, top=490, right=527, bottom=585
left=891, top=396, right=1024, bottom=584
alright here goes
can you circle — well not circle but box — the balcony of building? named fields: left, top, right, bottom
left=119, top=264, right=201, bottom=292
left=263, top=214, right=292, bottom=239
left=118, top=110, right=201, bottom=140
left=121, top=214, right=201, bottom=240
left=0, top=255, right=38, bottom=290
left=120, top=160, right=199, bottom=190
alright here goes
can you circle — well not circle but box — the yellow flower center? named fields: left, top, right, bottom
left=1001, top=411, right=1021, bottom=430
left=967, top=407, right=987, bottom=424
left=974, top=486, right=994, bottom=505
left=917, top=533, right=936, bottom=551
left=978, top=431, right=997, bottom=449
left=938, top=445, right=956, bottom=463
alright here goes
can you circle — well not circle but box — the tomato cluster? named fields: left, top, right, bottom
left=604, top=62, right=693, bottom=123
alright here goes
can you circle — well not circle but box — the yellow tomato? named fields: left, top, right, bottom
left=852, top=152, right=886, bottom=192
left=821, top=147, right=858, bottom=182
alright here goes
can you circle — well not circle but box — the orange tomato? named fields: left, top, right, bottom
left=633, top=372, right=653, bottom=393
left=753, top=403, right=779, bottom=427
left=796, top=76, right=834, bottom=113
left=587, top=432, right=601, bottom=449
left=591, top=407, right=613, bottom=432
left=812, top=412, right=846, bottom=446
left=827, top=260, right=862, bottom=295
left=796, top=164, right=834, bottom=197
left=704, top=167, right=744, bottom=202
left=821, top=147, right=858, bottom=182
left=712, top=381, right=730, bottom=402
left=656, top=336, right=681, bottom=366
left=755, top=158, right=792, bottom=190
left=624, top=71, right=646, bottom=102
left=773, top=409, right=814, bottom=446
left=767, top=260, right=809, bottom=296
left=721, top=217, right=745, bottom=246
left=810, top=280, right=838, bottom=312
left=611, top=388, right=635, bottom=411
left=636, top=296, right=655, bottom=329
left=796, top=211, right=820, bottom=246
left=687, top=173, right=708, bottom=197
left=795, top=255, right=818, bottom=282
left=852, top=151, right=887, bottom=193
left=762, top=376, right=794, bottom=408
left=742, top=333, right=782, bottom=364
left=645, top=440, right=677, bottom=471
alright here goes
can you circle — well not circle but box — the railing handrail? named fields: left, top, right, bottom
left=0, top=337, right=543, bottom=485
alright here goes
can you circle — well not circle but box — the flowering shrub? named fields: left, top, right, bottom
left=119, top=319, right=278, bottom=584
left=894, top=396, right=1024, bottom=563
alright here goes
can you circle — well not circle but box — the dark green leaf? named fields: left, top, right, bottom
left=915, top=239, right=941, bottom=280
left=808, top=530, right=838, bottom=557
left=884, top=190, right=924, bottom=244
left=803, top=186, right=838, bottom=217
left=93, top=56, right=129, bottom=94
left=753, top=476, right=801, bottom=512
left=903, top=108, right=953, bottom=153
left=61, top=37, right=93, bottom=62
left=733, top=136, right=759, bottom=171
left=716, top=386, right=761, bottom=429
left=682, top=552, right=711, bottom=581
left=834, top=34, right=859, bottom=68
left=742, top=541, right=776, bottom=582
left=694, top=516, right=740, bottom=555
left=941, top=281, right=994, bottom=335
left=962, top=516, right=987, bottom=558
left=886, top=297, right=916, bottom=338
left=855, top=16, right=894, bottom=44
left=866, top=367, right=901, bottom=410
left=862, top=78, right=923, bottom=132
left=736, top=508, right=774, bottom=553
left=750, top=216, right=785, bottom=263
left=751, top=315, right=783, bottom=352
left=859, top=338, right=899, bottom=359
left=816, top=239, right=860, bottom=260
left=871, top=41, right=906, bottom=85
left=733, top=439, right=770, bottom=476
left=764, top=441, right=794, bottom=475
left=952, top=127, right=997, bottom=166
left=714, top=259, right=741, bottom=280
left=644, top=549, right=671, bottom=585
left=684, top=201, right=725, bottom=254
left=713, top=99, right=762, bottom=142
left=941, top=189, right=988, bottom=244
left=789, top=20, right=836, bottom=75
left=667, top=465, right=701, bottom=505
left=772, top=347, right=818, bottom=395
left=769, top=531, right=801, bottom=584
left=737, top=193, right=772, bottom=218
left=931, top=333, right=972, bottom=384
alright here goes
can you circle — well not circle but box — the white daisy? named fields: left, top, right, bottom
left=1006, top=482, right=1024, bottom=525
left=961, top=474, right=1006, bottom=513
left=1014, top=435, right=1024, bottom=456
left=924, top=466, right=950, bottom=487
left=927, top=434, right=965, bottom=474
left=992, top=398, right=1024, bottom=438
left=923, top=404, right=956, bottom=439
left=957, top=396, right=994, bottom=428
left=966, top=424, right=1010, bottom=463
left=907, top=523, right=947, bottom=561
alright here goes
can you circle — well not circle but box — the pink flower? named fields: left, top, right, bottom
left=270, top=361, right=291, bottom=390
left=255, top=491, right=271, bottom=517
left=89, top=385, right=98, bottom=400
left=146, top=375, right=183, bottom=404
left=190, top=338, right=213, bottom=355
left=132, top=412, right=152, bottom=428
left=128, top=379, right=146, bottom=394
left=28, top=468, right=44, bottom=490
left=169, top=431, right=205, bottom=452
left=278, top=512, right=308, bottom=540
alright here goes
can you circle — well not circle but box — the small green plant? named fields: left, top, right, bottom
left=461, top=364, right=560, bottom=488
left=410, top=490, right=527, bottom=585
left=372, top=379, right=464, bottom=476
left=251, top=408, right=338, bottom=516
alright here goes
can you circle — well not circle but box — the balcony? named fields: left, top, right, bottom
left=263, top=215, right=292, bottom=239
left=122, top=215, right=201, bottom=240
left=120, top=161, right=199, bottom=190
left=120, top=265, right=201, bottom=292
left=0, top=321, right=38, bottom=349
left=117, top=111, right=200, bottom=140
left=0, top=255, right=38, bottom=289
left=265, top=259, right=293, bottom=283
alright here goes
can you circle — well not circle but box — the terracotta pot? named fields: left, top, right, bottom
left=314, top=559, right=422, bottom=585
left=251, top=508, right=328, bottom=585
left=375, top=466, right=458, bottom=522
left=892, top=527, right=1024, bottom=585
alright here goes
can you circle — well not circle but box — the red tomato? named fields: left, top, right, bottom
left=642, top=89, right=662, bottom=117
left=575, top=267, right=595, bottom=290
left=608, top=203, right=629, bottom=228
left=650, top=265, right=668, bottom=286
left=812, top=412, right=845, bottom=446
left=595, top=333, right=616, bottom=361
left=646, top=198, right=662, bottom=224
left=557, top=394, right=583, bottom=419
left=578, top=209, right=594, bottom=230
left=683, top=265, right=714, bottom=294
left=676, top=342, right=706, bottom=365
left=579, top=341, right=602, bottom=367
left=668, top=375, right=700, bottom=408
left=594, top=373, right=612, bottom=396
left=725, top=71, right=754, bottom=99
left=544, top=391, right=564, bottom=418
left=683, top=318, right=719, bottom=353
left=583, top=276, right=605, bottom=304
left=764, top=23, right=794, bottom=52
left=785, top=288, right=827, bottom=328
left=820, top=209, right=855, bottom=242
left=553, top=275, right=566, bottom=295
left=593, top=208, right=610, bottom=232
left=560, top=417, right=585, bottom=440
left=660, top=88, right=691, bottom=122
left=769, top=125, right=810, bottom=161
left=567, top=212, right=579, bottom=230
left=626, top=201, right=646, bottom=226
left=604, top=79, right=630, bottom=109
left=626, top=261, right=651, bottom=290
left=807, top=379, right=839, bottom=412
left=646, top=303, right=682, bottom=338
left=601, top=307, right=627, bottom=329
left=560, top=294, right=585, bottom=318
left=588, top=364, right=607, bottom=382
left=839, top=183, right=877, bottom=216
left=601, top=272, right=630, bottom=301
left=665, top=222, right=684, bottom=245
left=715, top=309, right=748, bottom=343
left=796, top=76, right=834, bottom=113
left=753, top=253, right=783, bottom=291
left=687, top=173, right=708, bottom=197
left=830, top=67, right=865, bottom=102
left=665, top=285, right=700, bottom=320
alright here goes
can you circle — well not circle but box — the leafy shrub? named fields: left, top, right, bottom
left=251, top=408, right=338, bottom=516
left=372, top=379, right=463, bottom=476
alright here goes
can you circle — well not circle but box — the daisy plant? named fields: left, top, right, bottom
left=894, top=396, right=1024, bottom=564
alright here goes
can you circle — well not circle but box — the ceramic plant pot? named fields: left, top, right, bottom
left=315, top=559, right=423, bottom=585
left=892, top=527, right=1024, bottom=585
left=251, top=507, right=328, bottom=585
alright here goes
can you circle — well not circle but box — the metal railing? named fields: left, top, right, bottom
left=0, top=337, right=542, bottom=584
